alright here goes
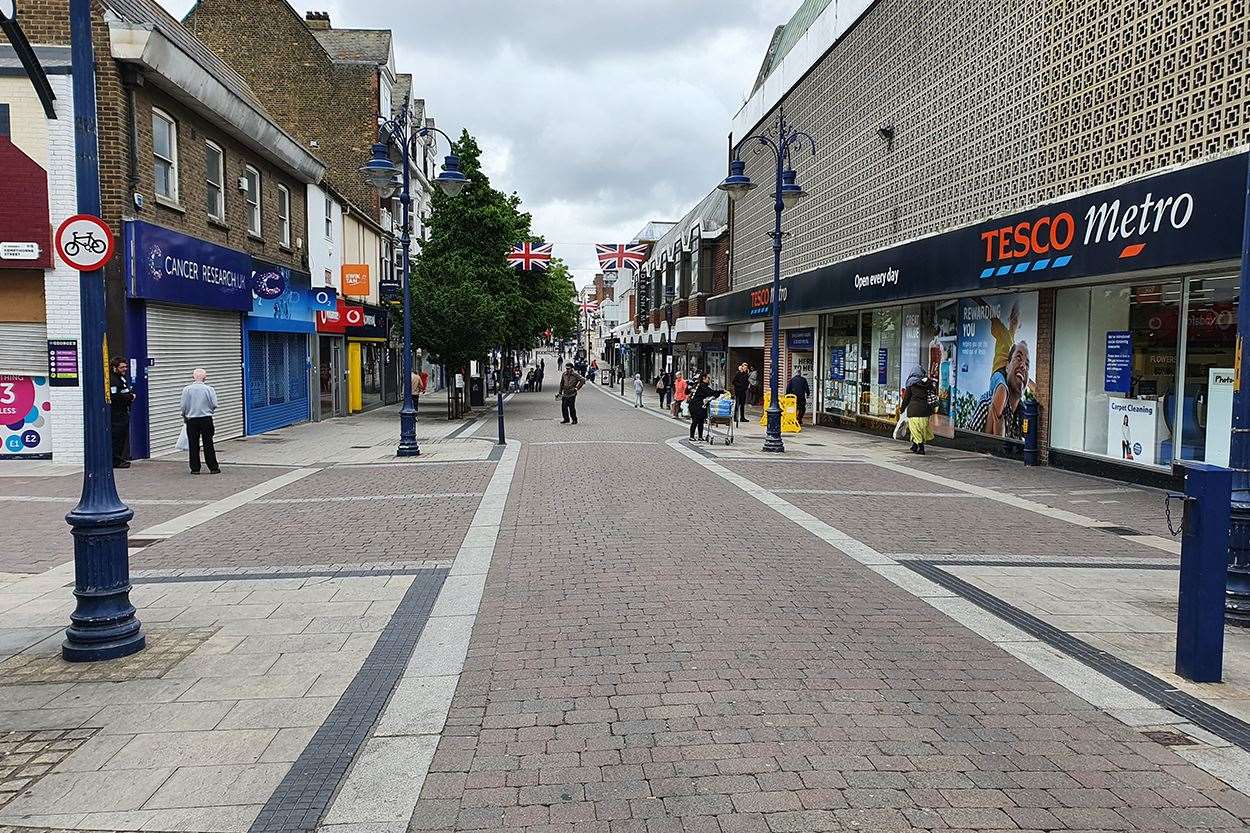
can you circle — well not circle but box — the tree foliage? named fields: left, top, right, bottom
left=410, top=131, right=579, bottom=371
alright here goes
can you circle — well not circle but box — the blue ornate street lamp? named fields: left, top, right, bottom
left=361, top=113, right=467, bottom=457
left=719, top=107, right=813, bottom=453
left=61, top=0, right=144, bottom=661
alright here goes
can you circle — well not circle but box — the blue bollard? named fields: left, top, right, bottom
left=1173, top=461, right=1232, bottom=683
left=1021, top=396, right=1040, bottom=466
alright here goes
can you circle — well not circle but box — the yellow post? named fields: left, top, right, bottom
left=347, top=341, right=362, bottom=413
left=781, top=393, right=801, bottom=433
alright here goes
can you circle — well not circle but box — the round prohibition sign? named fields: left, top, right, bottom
left=55, top=214, right=115, bottom=272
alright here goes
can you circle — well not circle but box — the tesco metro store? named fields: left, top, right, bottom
left=709, top=150, right=1249, bottom=485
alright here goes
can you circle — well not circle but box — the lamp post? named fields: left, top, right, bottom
left=718, top=107, right=813, bottom=453
left=60, top=0, right=145, bottom=662
left=361, top=111, right=467, bottom=457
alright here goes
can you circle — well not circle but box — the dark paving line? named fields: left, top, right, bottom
left=130, top=567, right=440, bottom=585
left=487, top=444, right=504, bottom=461
left=248, top=566, right=449, bottom=833
left=905, top=559, right=1250, bottom=752
left=907, top=558, right=1179, bottom=571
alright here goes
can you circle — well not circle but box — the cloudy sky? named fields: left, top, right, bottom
left=162, top=0, right=794, bottom=287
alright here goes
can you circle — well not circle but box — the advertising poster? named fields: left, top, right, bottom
left=1106, top=397, right=1157, bottom=465
left=828, top=346, right=845, bottom=381
left=0, top=375, right=52, bottom=458
left=1205, top=368, right=1234, bottom=467
left=953, top=291, right=1038, bottom=439
left=1104, top=331, right=1132, bottom=393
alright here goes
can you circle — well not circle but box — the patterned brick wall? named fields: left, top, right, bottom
left=731, top=0, right=1250, bottom=289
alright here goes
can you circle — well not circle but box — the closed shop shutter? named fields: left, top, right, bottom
left=245, top=329, right=310, bottom=435
left=146, top=304, right=243, bottom=453
left=0, top=322, right=49, bottom=375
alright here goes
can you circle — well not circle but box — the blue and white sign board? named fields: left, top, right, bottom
left=829, top=346, right=845, bottom=381
left=877, top=348, right=888, bottom=385
left=125, top=220, right=251, bottom=311
left=1104, top=331, right=1132, bottom=393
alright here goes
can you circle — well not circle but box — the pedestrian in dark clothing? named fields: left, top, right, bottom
left=687, top=373, right=724, bottom=441
left=785, top=369, right=810, bottom=424
left=180, top=368, right=220, bottom=474
left=901, top=364, right=938, bottom=454
left=557, top=363, right=586, bottom=424
left=657, top=370, right=672, bottom=409
left=109, top=357, right=134, bottom=468
left=536, top=364, right=544, bottom=392
left=732, top=363, right=750, bottom=424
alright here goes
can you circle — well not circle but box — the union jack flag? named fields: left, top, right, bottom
left=507, top=242, right=553, bottom=271
left=577, top=299, right=599, bottom=313
left=595, top=243, right=648, bottom=271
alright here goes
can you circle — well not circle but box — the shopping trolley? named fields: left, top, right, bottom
left=705, top=395, right=735, bottom=445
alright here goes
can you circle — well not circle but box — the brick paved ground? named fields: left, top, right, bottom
left=408, top=384, right=1250, bottom=832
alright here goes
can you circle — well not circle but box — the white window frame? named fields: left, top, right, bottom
left=152, top=108, right=179, bottom=203
left=205, top=140, right=225, bottom=221
left=244, top=165, right=262, bottom=237
left=277, top=184, right=291, bottom=247
left=324, top=195, right=333, bottom=240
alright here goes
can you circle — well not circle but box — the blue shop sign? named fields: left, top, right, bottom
left=709, top=150, right=1249, bottom=322
left=786, top=328, right=814, bottom=351
left=125, top=220, right=252, bottom=311
left=248, top=261, right=320, bottom=332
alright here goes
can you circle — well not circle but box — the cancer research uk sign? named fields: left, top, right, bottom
left=124, top=220, right=252, bottom=311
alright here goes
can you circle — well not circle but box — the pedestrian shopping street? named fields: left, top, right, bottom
left=1, top=363, right=1249, bottom=832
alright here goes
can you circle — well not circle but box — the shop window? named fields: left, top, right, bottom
left=244, top=165, right=262, bottom=237
left=860, top=307, right=901, bottom=419
left=952, top=292, right=1039, bottom=440
left=822, top=313, right=859, bottom=416
left=1179, top=276, right=1237, bottom=465
left=277, top=184, right=291, bottom=247
left=1051, top=281, right=1181, bottom=467
left=205, top=141, right=225, bottom=221
left=152, top=109, right=178, bottom=203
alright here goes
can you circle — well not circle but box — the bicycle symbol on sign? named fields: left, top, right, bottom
left=62, top=231, right=108, bottom=257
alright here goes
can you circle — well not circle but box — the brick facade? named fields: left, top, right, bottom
left=183, top=0, right=382, bottom=221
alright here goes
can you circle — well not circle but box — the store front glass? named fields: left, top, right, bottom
left=1180, top=275, right=1237, bottom=465
left=821, top=313, right=859, bottom=417
left=861, top=308, right=901, bottom=419
left=361, top=343, right=385, bottom=410
left=1051, top=280, right=1184, bottom=468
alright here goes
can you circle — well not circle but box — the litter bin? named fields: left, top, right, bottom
left=469, top=376, right=485, bottom=406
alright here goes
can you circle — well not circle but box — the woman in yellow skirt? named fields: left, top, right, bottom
left=901, top=365, right=937, bottom=455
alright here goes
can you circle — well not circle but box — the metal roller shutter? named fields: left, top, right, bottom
left=0, top=323, right=49, bottom=375
left=146, top=304, right=243, bottom=454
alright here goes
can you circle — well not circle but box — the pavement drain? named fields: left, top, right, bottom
left=0, top=728, right=98, bottom=812
left=0, top=627, right=217, bottom=684
left=1141, top=729, right=1201, bottom=746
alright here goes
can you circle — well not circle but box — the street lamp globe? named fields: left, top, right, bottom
left=434, top=153, right=469, bottom=197
left=360, top=142, right=400, bottom=197
left=779, top=169, right=809, bottom=209
left=718, top=159, right=757, bottom=200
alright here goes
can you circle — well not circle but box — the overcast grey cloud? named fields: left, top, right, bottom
left=163, top=0, right=794, bottom=286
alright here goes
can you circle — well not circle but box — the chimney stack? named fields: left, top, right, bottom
left=304, top=11, right=331, bottom=30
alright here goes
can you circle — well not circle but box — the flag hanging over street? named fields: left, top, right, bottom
left=577, top=299, right=599, bottom=313
left=595, top=243, right=648, bottom=270
left=507, top=242, right=553, bottom=271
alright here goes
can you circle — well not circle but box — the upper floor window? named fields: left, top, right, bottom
left=244, top=165, right=261, bottom=237
left=277, top=184, right=291, bottom=247
left=152, top=109, right=179, bottom=202
left=205, top=141, right=225, bottom=221
left=324, top=195, right=333, bottom=240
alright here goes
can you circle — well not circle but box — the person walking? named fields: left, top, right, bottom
left=687, top=373, right=724, bottom=442
left=656, top=369, right=671, bottom=409
left=731, top=362, right=750, bottom=424
left=180, top=368, right=220, bottom=474
left=557, top=362, right=586, bottom=424
left=748, top=366, right=760, bottom=405
left=672, top=371, right=688, bottom=419
left=109, top=357, right=134, bottom=469
left=633, top=373, right=645, bottom=407
left=535, top=363, right=544, bottom=393
left=410, top=369, right=427, bottom=413
left=786, top=368, right=810, bottom=424
left=901, top=364, right=938, bottom=454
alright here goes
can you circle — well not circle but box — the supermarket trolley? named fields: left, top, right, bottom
left=705, top=395, right=735, bottom=445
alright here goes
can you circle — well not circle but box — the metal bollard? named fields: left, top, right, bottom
left=1021, top=397, right=1040, bottom=466
left=1172, top=461, right=1232, bottom=683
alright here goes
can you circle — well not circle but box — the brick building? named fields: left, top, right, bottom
left=184, top=1, right=441, bottom=416
left=708, top=0, right=1250, bottom=479
left=5, top=0, right=326, bottom=461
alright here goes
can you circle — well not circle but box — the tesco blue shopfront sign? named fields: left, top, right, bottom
left=124, top=220, right=252, bottom=311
